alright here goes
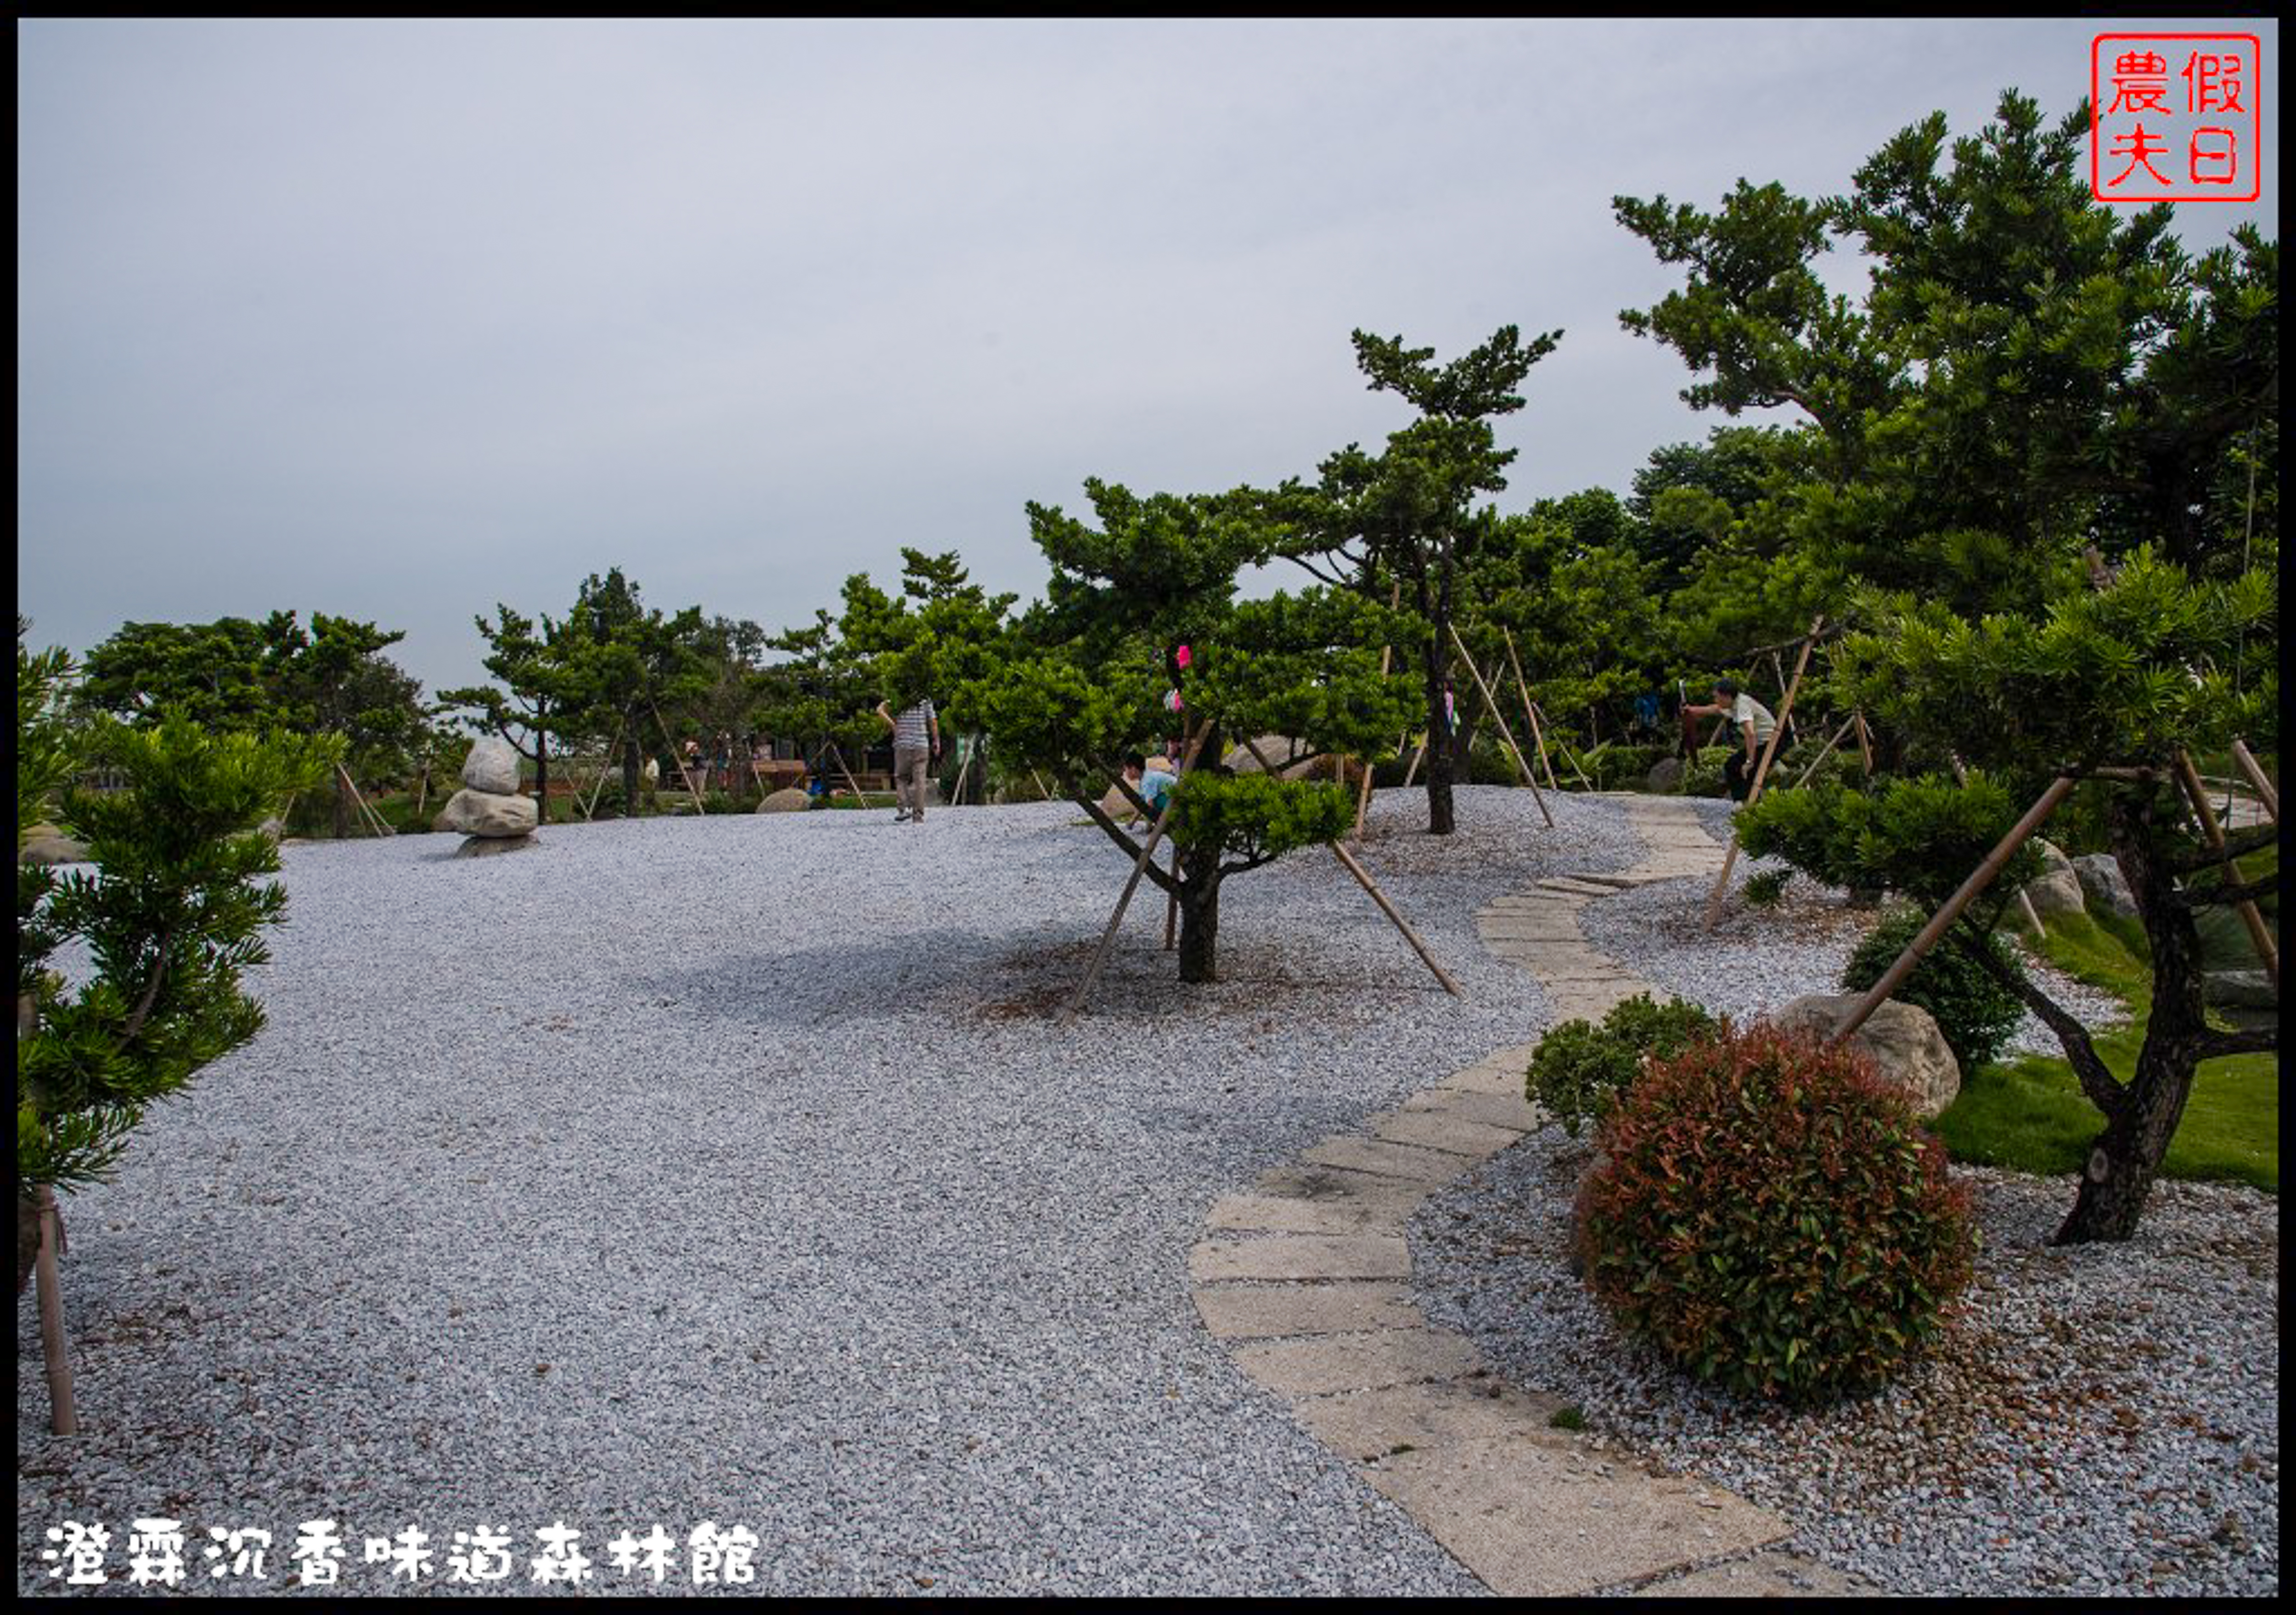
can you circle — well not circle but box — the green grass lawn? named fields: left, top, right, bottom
left=1933, top=910, right=2278, bottom=1193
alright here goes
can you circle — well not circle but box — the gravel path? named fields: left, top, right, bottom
left=18, top=787, right=1622, bottom=1598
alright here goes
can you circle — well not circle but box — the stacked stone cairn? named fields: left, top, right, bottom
left=435, top=737, right=538, bottom=856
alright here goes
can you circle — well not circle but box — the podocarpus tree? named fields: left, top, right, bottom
left=17, top=626, right=335, bottom=1427
left=442, top=605, right=585, bottom=824
left=1263, top=324, right=1562, bottom=835
left=78, top=611, right=427, bottom=838
left=266, top=613, right=427, bottom=839
left=756, top=610, right=883, bottom=790
left=839, top=548, right=1018, bottom=768
left=1738, top=551, right=2278, bottom=1243
left=1624, top=87, right=2279, bottom=1242
left=558, top=570, right=709, bottom=815
left=958, top=480, right=1418, bottom=983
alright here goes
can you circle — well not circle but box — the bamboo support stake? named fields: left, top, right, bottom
left=1330, top=840, right=1461, bottom=996
left=1164, top=840, right=1181, bottom=951
left=1538, top=703, right=1593, bottom=791
left=1704, top=616, right=1823, bottom=930
left=2229, top=739, right=2278, bottom=823
left=336, top=762, right=393, bottom=837
left=1950, top=755, right=2046, bottom=938
left=580, top=729, right=623, bottom=821
left=827, top=742, right=868, bottom=805
left=34, top=1183, right=76, bottom=1434
left=413, top=763, right=431, bottom=826
left=1349, top=582, right=1404, bottom=837
left=1853, top=711, right=1875, bottom=776
left=1446, top=625, right=1554, bottom=829
left=1767, top=649, right=1798, bottom=749
left=652, top=706, right=709, bottom=813
left=1500, top=626, right=1560, bottom=792
left=1401, top=735, right=1428, bottom=791
left=1058, top=728, right=1212, bottom=1024
left=1788, top=714, right=1862, bottom=793
left=1830, top=776, right=2077, bottom=1045
left=2174, top=751, right=2278, bottom=989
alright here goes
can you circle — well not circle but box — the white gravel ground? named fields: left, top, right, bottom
left=19, top=787, right=2274, bottom=1598
left=17, top=788, right=1621, bottom=1598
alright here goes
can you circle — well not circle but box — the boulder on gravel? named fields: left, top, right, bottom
left=1223, top=735, right=1298, bottom=774
left=461, top=736, right=522, bottom=796
left=1645, top=757, right=1685, bottom=793
left=1767, top=994, right=1961, bottom=1120
left=758, top=788, right=812, bottom=813
left=454, top=833, right=536, bottom=858
left=2072, top=853, right=2139, bottom=920
left=435, top=788, right=538, bottom=838
left=18, top=829, right=89, bottom=866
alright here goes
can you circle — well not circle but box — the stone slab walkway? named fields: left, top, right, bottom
left=1189, top=794, right=1879, bottom=1598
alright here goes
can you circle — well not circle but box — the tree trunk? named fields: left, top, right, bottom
left=1176, top=848, right=1222, bottom=984
left=535, top=720, right=551, bottom=826
left=622, top=722, right=642, bottom=818
left=1421, top=637, right=1455, bottom=836
left=2054, top=788, right=2208, bottom=1244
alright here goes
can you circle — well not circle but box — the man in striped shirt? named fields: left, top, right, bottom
left=877, top=696, right=941, bottom=823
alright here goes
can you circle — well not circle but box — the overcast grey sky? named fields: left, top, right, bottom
left=17, top=17, right=2279, bottom=700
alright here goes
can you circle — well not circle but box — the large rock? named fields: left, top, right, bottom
left=2072, top=853, right=2139, bottom=920
left=19, top=829, right=89, bottom=866
left=1223, top=735, right=1297, bottom=774
left=758, top=788, right=812, bottom=813
left=1767, top=994, right=1962, bottom=1120
left=1645, top=756, right=1685, bottom=792
left=434, top=788, right=538, bottom=838
left=1098, top=784, right=1139, bottom=824
left=2205, top=970, right=2278, bottom=1010
left=2011, top=841, right=2086, bottom=923
left=461, top=736, right=522, bottom=796
left=454, top=833, right=536, bottom=858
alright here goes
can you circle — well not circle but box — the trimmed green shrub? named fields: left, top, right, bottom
left=1742, top=868, right=1792, bottom=908
left=1841, top=907, right=2027, bottom=1072
left=1575, top=1023, right=1978, bottom=1403
left=1526, top=993, right=1720, bottom=1137
left=1678, top=745, right=1733, bottom=798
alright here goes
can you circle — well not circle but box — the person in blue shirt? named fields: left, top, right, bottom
left=1124, top=752, right=1178, bottom=818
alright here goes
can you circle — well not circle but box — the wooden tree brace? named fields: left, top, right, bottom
left=1330, top=840, right=1461, bottom=996
left=2229, top=739, right=2278, bottom=823
left=651, top=705, right=709, bottom=813
left=1059, top=723, right=1213, bottom=1023
left=1830, top=775, right=2077, bottom=1045
left=2174, top=751, right=2278, bottom=989
left=1501, top=626, right=1560, bottom=792
left=1704, top=616, right=1823, bottom=930
left=1446, top=623, right=1554, bottom=829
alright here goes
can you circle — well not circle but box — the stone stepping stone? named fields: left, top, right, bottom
left=1187, top=1233, right=1411, bottom=1283
left=1232, top=1326, right=1485, bottom=1398
left=1535, top=877, right=1621, bottom=898
left=1359, top=1439, right=1790, bottom=1598
left=1192, top=1282, right=1424, bottom=1341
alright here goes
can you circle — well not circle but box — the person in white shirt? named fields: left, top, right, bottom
left=1683, top=678, right=1777, bottom=802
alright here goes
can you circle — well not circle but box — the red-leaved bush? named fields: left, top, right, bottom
left=1573, top=1023, right=1978, bottom=1403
